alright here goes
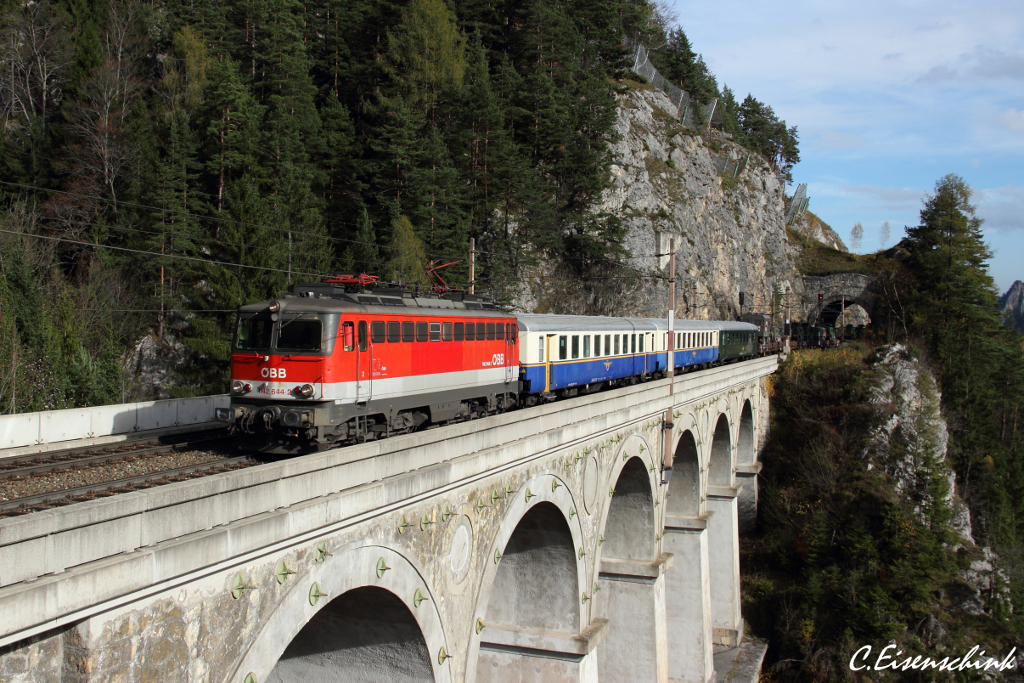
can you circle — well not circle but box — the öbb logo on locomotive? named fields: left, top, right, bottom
left=218, top=276, right=763, bottom=454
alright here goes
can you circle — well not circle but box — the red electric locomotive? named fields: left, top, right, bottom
left=220, top=276, right=519, bottom=453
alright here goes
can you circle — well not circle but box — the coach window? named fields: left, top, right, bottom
left=583, top=335, right=590, bottom=358
left=454, top=322, right=464, bottom=341
left=477, top=322, right=486, bottom=340
left=639, top=334, right=644, bottom=353
left=465, top=321, right=475, bottom=341
left=371, top=321, right=386, bottom=344
left=604, top=334, right=611, bottom=357
left=623, top=334, right=629, bottom=353
left=538, top=337, right=545, bottom=362
left=402, top=321, right=415, bottom=342
left=358, top=321, right=368, bottom=351
left=571, top=335, right=579, bottom=359
left=496, top=322, right=504, bottom=340
left=559, top=335, right=567, bottom=360
left=416, top=321, right=428, bottom=342
left=387, top=321, right=401, bottom=343
left=442, top=322, right=453, bottom=341
left=614, top=334, right=620, bottom=355
left=429, top=322, right=441, bottom=341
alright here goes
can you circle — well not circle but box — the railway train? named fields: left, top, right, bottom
left=216, top=277, right=761, bottom=453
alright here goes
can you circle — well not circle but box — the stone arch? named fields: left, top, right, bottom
left=481, top=501, right=579, bottom=632
left=708, top=413, right=732, bottom=487
left=470, top=475, right=586, bottom=627
left=268, top=586, right=432, bottom=682
left=667, top=429, right=701, bottom=517
left=814, top=298, right=874, bottom=327
left=471, top=489, right=587, bottom=683
left=231, top=545, right=451, bottom=683
left=737, top=400, right=755, bottom=466
left=602, top=457, right=657, bottom=561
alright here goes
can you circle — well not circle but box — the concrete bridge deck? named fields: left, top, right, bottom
left=0, top=356, right=777, bottom=683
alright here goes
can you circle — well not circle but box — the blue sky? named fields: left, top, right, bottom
left=664, top=0, right=1023, bottom=293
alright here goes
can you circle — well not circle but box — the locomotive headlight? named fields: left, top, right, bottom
left=231, top=380, right=250, bottom=395
left=268, top=300, right=281, bottom=313
left=298, top=383, right=315, bottom=398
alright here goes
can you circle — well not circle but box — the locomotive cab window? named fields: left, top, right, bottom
left=235, top=313, right=272, bottom=351
left=276, top=317, right=322, bottom=353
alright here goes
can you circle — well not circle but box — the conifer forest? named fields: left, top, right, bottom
left=0, top=0, right=797, bottom=409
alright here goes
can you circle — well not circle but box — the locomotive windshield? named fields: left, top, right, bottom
left=276, top=317, right=322, bottom=352
left=235, top=313, right=273, bottom=351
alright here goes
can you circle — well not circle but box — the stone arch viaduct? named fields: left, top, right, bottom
left=0, top=357, right=777, bottom=683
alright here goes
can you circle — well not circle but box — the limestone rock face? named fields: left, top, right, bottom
left=866, top=344, right=1010, bottom=615
left=521, top=86, right=799, bottom=318
left=121, top=334, right=191, bottom=401
left=1000, top=280, right=1024, bottom=333
left=790, top=211, right=847, bottom=252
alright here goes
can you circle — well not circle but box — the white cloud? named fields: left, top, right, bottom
left=804, top=128, right=865, bottom=151
left=994, top=109, right=1024, bottom=133
left=841, top=185, right=924, bottom=209
left=977, top=185, right=1024, bottom=232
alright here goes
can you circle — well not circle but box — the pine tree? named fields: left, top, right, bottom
left=407, top=125, right=467, bottom=268
left=201, top=57, right=266, bottom=213
left=383, top=0, right=466, bottom=121
left=387, top=215, right=427, bottom=283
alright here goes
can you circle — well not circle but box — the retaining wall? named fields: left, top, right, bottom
left=0, top=395, right=229, bottom=451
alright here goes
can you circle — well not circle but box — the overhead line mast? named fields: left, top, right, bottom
left=663, top=238, right=676, bottom=484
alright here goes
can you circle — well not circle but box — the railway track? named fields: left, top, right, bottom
left=0, top=430, right=255, bottom=518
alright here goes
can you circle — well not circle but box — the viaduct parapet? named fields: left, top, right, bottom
left=0, top=357, right=777, bottom=683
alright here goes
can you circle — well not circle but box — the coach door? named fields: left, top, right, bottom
left=544, top=334, right=556, bottom=393
left=356, top=320, right=371, bottom=402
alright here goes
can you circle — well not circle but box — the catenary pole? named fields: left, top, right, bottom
left=663, top=238, right=676, bottom=483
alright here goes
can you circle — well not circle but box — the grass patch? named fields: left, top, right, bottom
left=789, top=227, right=885, bottom=276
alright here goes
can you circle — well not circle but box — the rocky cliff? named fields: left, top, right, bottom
left=520, top=84, right=799, bottom=318
left=1000, top=280, right=1024, bottom=334
left=790, top=211, right=846, bottom=252
left=867, top=344, right=1008, bottom=615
